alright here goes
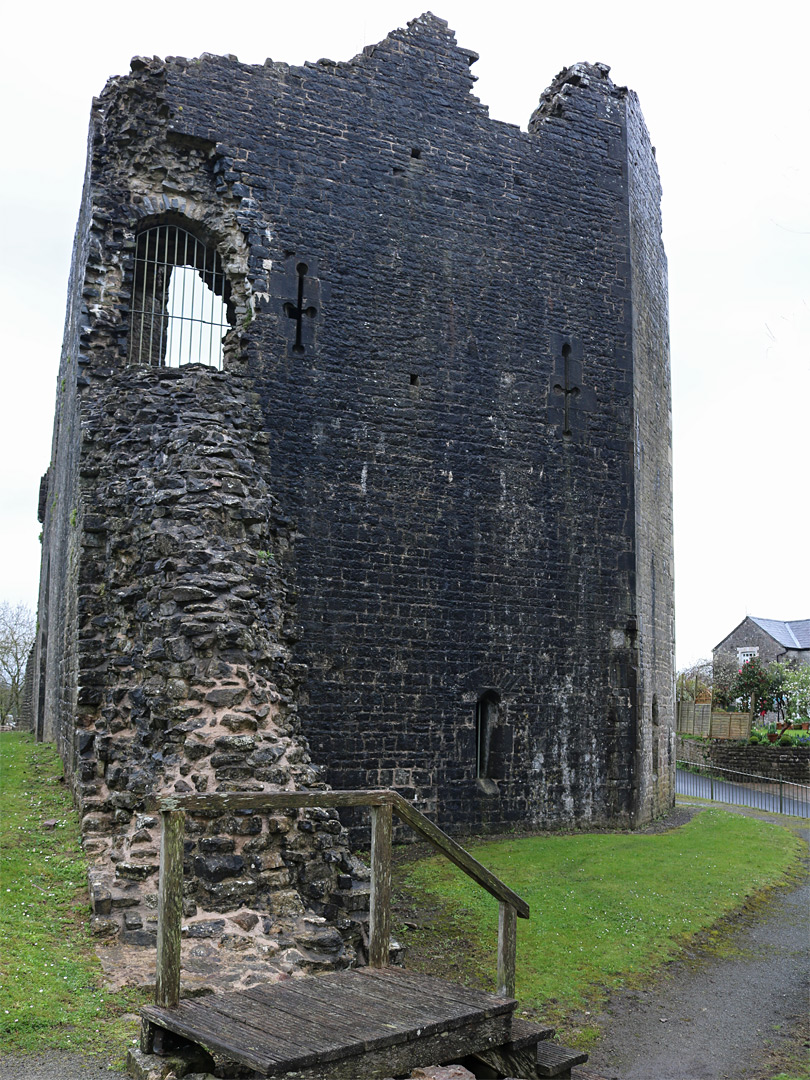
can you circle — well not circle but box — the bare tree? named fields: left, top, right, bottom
left=0, top=602, right=36, bottom=723
left=676, top=658, right=713, bottom=703
left=677, top=653, right=743, bottom=710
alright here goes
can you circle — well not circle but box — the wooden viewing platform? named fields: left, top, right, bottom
left=136, top=790, right=588, bottom=1080
left=142, top=966, right=550, bottom=1078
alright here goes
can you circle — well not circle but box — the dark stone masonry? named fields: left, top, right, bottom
left=30, top=14, right=674, bottom=962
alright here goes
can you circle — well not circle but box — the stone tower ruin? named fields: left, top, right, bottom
left=30, top=14, right=675, bottom=955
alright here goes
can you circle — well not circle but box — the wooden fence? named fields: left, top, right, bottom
left=677, top=702, right=752, bottom=739
left=145, top=788, right=530, bottom=1010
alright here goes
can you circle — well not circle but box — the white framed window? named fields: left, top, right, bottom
left=737, top=647, right=759, bottom=665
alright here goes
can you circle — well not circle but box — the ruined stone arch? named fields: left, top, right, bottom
left=121, top=135, right=263, bottom=371
left=128, top=216, right=234, bottom=369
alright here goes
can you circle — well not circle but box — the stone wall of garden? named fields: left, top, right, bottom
left=677, top=735, right=810, bottom=784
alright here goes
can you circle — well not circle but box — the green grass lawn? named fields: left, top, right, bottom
left=2, top=730, right=805, bottom=1071
left=397, top=810, right=804, bottom=1042
left=0, top=732, right=146, bottom=1059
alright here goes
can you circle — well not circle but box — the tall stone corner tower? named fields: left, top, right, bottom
left=29, top=13, right=674, bottom=953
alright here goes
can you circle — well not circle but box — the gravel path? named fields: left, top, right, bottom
left=2, top=809, right=807, bottom=1080
left=582, top=815, right=809, bottom=1080
left=0, top=1051, right=128, bottom=1079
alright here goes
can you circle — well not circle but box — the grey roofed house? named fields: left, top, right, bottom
left=713, top=616, right=810, bottom=669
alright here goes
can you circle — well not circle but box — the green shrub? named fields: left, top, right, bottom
left=778, top=733, right=793, bottom=746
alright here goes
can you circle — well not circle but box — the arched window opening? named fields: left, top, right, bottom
left=475, top=690, right=501, bottom=779
left=129, top=224, right=233, bottom=369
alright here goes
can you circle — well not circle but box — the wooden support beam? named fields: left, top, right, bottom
left=155, top=808, right=185, bottom=1008
left=145, top=786, right=530, bottom=1006
left=368, top=802, right=393, bottom=968
left=149, top=789, right=527, bottom=917
left=147, top=789, right=395, bottom=814
left=497, top=901, right=517, bottom=998
left=391, top=793, right=529, bottom=919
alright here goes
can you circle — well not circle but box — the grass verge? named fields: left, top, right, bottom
left=2, top=731, right=805, bottom=1071
left=394, top=809, right=804, bottom=1045
left=0, top=732, right=147, bottom=1060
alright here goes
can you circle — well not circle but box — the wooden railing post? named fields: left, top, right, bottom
left=155, top=808, right=185, bottom=1008
left=149, top=790, right=529, bottom=1002
left=497, top=901, right=517, bottom=998
left=368, top=801, right=393, bottom=968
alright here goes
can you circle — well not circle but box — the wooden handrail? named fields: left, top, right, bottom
left=388, top=792, right=529, bottom=918
left=150, top=789, right=528, bottom=1009
left=147, top=790, right=398, bottom=813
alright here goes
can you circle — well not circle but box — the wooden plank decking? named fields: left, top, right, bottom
left=141, top=966, right=518, bottom=1079
left=139, top=790, right=569, bottom=1078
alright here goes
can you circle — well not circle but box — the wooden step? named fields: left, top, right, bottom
left=469, top=1015, right=556, bottom=1077
left=535, top=1040, right=590, bottom=1078
left=140, top=967, right=517, bottom=1079
left=507, top=1016, right=556, bottom=1048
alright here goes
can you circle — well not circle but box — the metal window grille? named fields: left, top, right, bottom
left=129, top=224, right=231, bottom=369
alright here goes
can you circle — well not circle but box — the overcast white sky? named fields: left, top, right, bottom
left=1, top=0, right=807, bottom=670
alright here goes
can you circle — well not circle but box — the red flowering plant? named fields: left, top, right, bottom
left=730, top=656, right=783, bottom=717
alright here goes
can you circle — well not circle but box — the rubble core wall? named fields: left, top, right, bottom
left=62, top=363, right=361, bottom=962
left=32, top=60, right=362, bottom=961
left=32, top=14, right=674, bottom=953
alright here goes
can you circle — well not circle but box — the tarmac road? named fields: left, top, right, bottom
left=676, top=767, right=809, bottom=818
